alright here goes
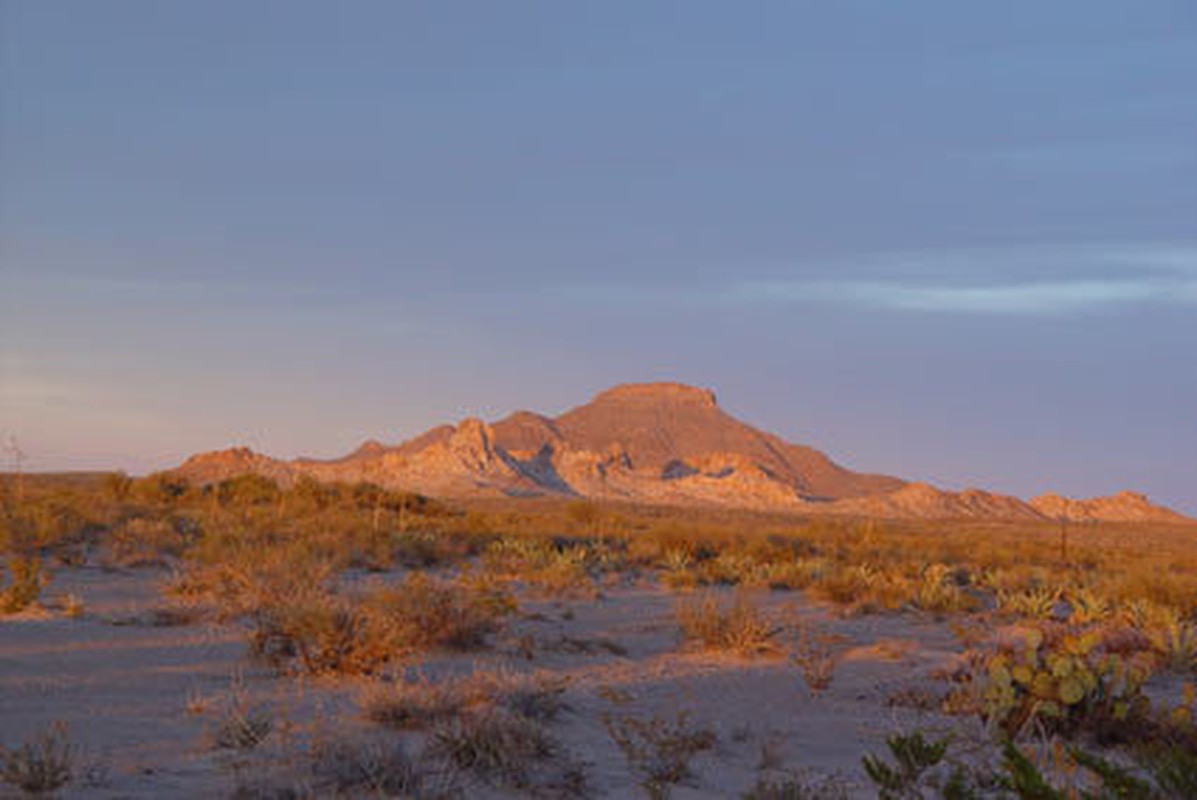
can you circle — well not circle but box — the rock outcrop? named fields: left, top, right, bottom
left=1029, top=491, right=1193, bottom=524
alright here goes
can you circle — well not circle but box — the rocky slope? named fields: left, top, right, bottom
left=172, top=382, right=1193, bottom=523
left=1029, top=491, right=1193, bottom=524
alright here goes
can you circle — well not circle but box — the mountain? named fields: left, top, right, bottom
left=172, top=382, right=1193, bottom=523
left=1029, top=491, right=1193, bottom=524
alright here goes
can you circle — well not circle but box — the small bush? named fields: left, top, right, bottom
left=742, top=773, right=850, bottom=799
left=676, top=592, right=779, bottom=655
left=791, top=621, right=839, bottom=696
left=0, top=722, right=73, bottom=798
left=212, top=687, right=272, bottom=752
left=363, top=671, right=569, bottom=730
left=362, top=674, right=491, bottom=730
left=1, top=557, right=45, bottom=614
left=309, top=736, right=425, bottom=797
left=365, top=572, right=515, bottom=653
left=603, top=709, right=715, bottom=798
left=429, top=709, right=556, bottom=789
left=247, top=572, right=514, bottom=676
left=861, top=731, right=949, bottom=799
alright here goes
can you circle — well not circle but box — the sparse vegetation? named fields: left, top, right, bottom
left=0, top=723, right=73, bottom=799
left=791, top=619, right=839, bottom=696
left=6, top=471, right=1197, bottom=796
left=429, top=708, right=558, bottom=790
left=1, top=556, right=46, bottom=614
left=676, top=591, right=780, bottom=655
left=363, top=670, right=570, bottom=732
left=603, top=709, right=716, bottom=799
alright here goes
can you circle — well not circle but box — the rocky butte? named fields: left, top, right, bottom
left=173, top=382, right=1193, bottom=523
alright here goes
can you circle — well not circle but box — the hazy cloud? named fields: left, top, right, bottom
left=726, top=243, right=1197, bottom=315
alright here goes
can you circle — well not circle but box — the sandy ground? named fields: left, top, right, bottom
left=1, top=566, right=990, bottom=798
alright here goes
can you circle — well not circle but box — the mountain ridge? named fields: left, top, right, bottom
left=171, top=382, right=1193, bottom=524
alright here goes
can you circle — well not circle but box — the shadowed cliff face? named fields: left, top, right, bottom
left=172, top=382, right=1193, bottom=523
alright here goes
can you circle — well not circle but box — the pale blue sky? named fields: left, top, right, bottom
left=2, top=2, right=1195, bottom=512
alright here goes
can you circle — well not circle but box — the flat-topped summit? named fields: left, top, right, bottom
left=169, top=382, right=1194, bottom=523
left=590, top=382, right=718, bottom=408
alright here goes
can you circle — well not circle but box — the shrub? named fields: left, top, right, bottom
left=911, top=564, right=973, bottom=614
left=1146, top=615, right=1197, bottom=674
left=309, top=736, right=425, bottom=797
left=1, top=557, right=45, bottom=614
left=366, top=572, right=514, bottom=653
left=363, top=671, right=569, bottom=731
left=742, top=773, right=850, bottom=799
left=429, top=709, right=557, bottom=789
left=212, top=691, right=272, bottom=752
left=249, top=593, right=384, bottom=676
left=861, top=731, right=949, bottom=800
left=249, top=573, right=514, bottom=676
left=676, top=592, right=779, bottom=655
left=362, top=674, right=492, bottom=730
left=107, top=517, right=190, bottom=567
left=603, top=709, right=716, bottom=799
left=0, top=722, right=73, bottom=798
left=791, top=620, right=839, bottom=696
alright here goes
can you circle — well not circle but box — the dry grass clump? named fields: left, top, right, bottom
left=1, top=556, right=46, bottom=615
left=482, top=536, right=600, bottom=597
left=307, top=736, right=430, bottom=798
left=0, top=722, right=73, bottom=799
left=743, top=772, right=851, bottom=800
left=676, top=592, right=780, bottom=655
left=361, top=670, right=580, bottom=794
left=229, top=732, right=460, bottom=799
left=363, top=671, right=569, bottom=731
left=363, top=674, right=494, bottom=730
left=428, top=708, right=558, bottom=790
left=211, top=686, right=273, bottom=752
left=105, top=516, right=193, bottom=567
left=249, top=573, right=515, bottom=676
left=791, top=620, right=840, bottom=696
left=602, top=709, right=716, bottom=799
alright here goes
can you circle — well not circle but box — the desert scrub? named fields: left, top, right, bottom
left=1, top=556, right=46, bottom=614
left=211, top=684, right=273, bottom=752
left=955, top=623, right=1155, bottom=741
left=367, top=571, right=515, bottom=651
left=602, top=709, right=716, bottom=799
left=676, top=592, right=780, bottom=655
left=250, top=573, right=514, bottom=676
left=363, top=670, right=569, bottom=730
left=483, top=536, right=598, bottom=597
left=811, top=564, right=912, bottom=613
left=791, top=619, right=840, bottom=696
left=861, top=731, right=952, bottom=800
left=742, top=772, right=850, bottom=799
left=1140, top=605, right=1197, bottom=674
left=428, top=708, right=558, bottom=790
left=106, top=516, right=192, bottom=567
left=0, top=722, right=73, bottom=799
left=307, top=736, right=432, bottom=798
left=911, top=563, right=975, bottom=614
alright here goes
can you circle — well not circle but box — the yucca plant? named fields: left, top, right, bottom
left=1067, top=588, right=1112, bottom=625
left=998, top=587, right=1060, bottom=620
left=1149, top=618, right=1197, bottom=674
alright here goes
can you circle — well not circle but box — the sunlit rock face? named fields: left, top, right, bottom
left=171, top=383, right=1194, bottom=523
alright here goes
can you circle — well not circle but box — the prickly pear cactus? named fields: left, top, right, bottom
left=980, top=625, right=1153, bottom=738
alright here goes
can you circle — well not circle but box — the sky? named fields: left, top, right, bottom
left=2, top=2, right=1195, bottom=514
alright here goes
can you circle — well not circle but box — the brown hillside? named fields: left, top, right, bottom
left=168, top=382, right=1193, bottom=523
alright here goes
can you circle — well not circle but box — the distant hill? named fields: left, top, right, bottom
left=172, top=382, right=1193, bottom=523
